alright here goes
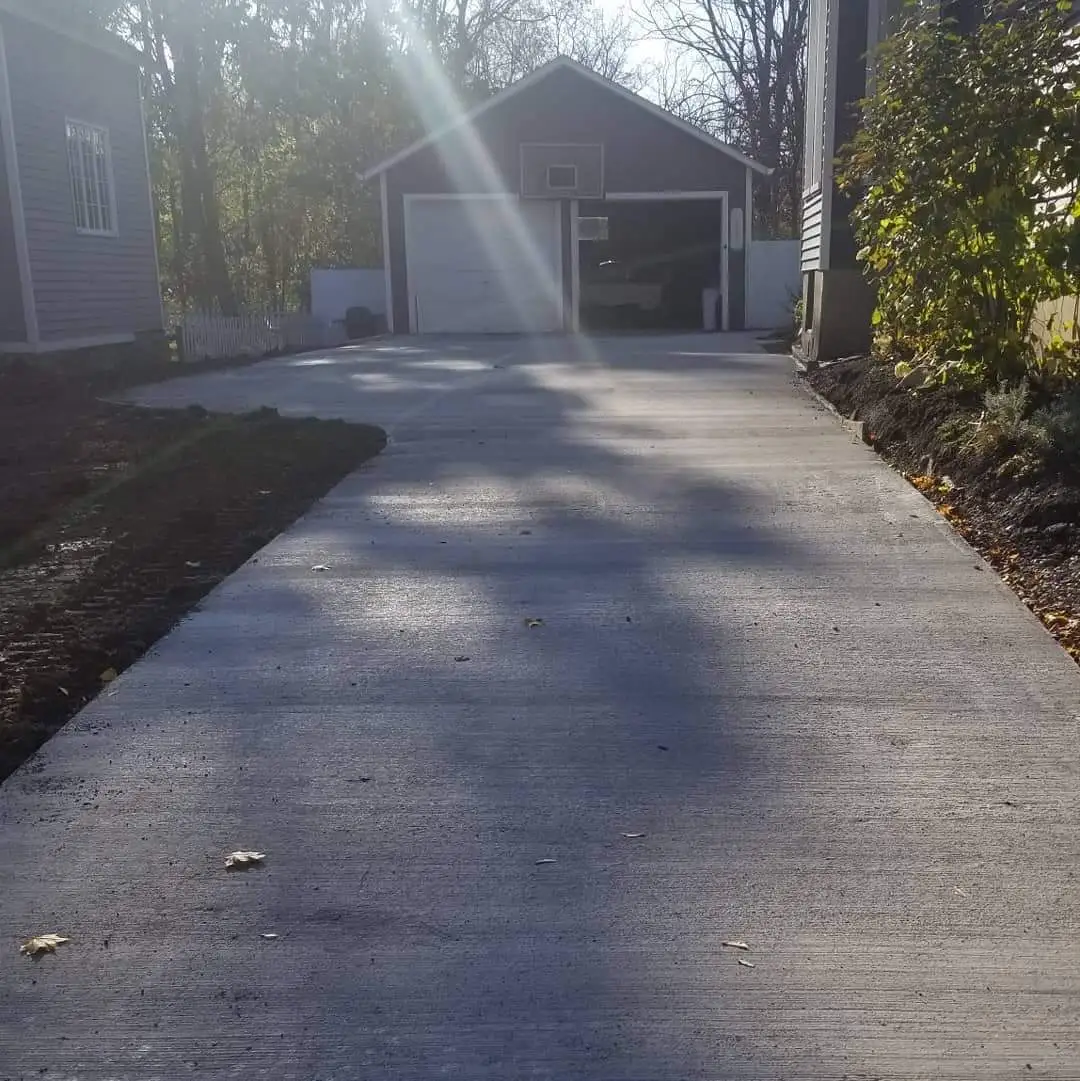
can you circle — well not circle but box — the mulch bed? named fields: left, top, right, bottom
left=806, top=356, right=1080, bottom=664
left=0, top=359, right=385, bottom=783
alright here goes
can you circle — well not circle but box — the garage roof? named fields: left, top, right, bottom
left=360, top=56, right=772, bottom=181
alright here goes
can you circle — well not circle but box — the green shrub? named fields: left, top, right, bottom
left=1032, top=389, right=1080, bottom=467
left=839, top=1, right=1080, bottom=389
left=942, top=382, right=1080, bottom=475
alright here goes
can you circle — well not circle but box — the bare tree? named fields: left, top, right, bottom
left=635, top=0, right=807, bottom=232
left=408, top=0, right=642, bottom=92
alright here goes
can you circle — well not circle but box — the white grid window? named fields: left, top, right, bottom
left=66, top=120, right=116, bottom=236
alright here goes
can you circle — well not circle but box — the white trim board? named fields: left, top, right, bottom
left=569, top=198, right=581, bottom=334
left=380, top=172, right=395, bottom=333
left=360, top=57, right=772, bottom=182
left=604, top=190, right=728, bottom=201
left=821, top=0, right=841, bottom=270
left=1, top=332, right=138, bottom=354
left=744, top=166, right=753, bottom=329
left=138, top=68, right=167, bottom=331
left=0, top=20, right=37, bottom=347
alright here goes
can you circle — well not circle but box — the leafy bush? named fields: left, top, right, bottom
left=839, top=1, right=1080, bottom=389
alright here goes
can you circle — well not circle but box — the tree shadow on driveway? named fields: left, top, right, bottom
left=5, top=334, right=1074, bottom=1079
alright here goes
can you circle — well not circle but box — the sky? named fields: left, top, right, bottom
left=597, top=0, right=669, bottom=64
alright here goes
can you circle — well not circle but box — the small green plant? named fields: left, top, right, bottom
left=941, top=382, right=1080, bottom=476
left=1032, top=388, right=1080, bottom=468
left=941, top=383, right=1043, bottom=475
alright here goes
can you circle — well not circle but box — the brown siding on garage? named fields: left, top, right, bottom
left=384, top=64, right=750, bottom=333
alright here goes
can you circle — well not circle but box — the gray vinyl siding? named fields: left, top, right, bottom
left=0, top=11, right=161, bottom=343
left=0, top=112, right=26, bottom=341
left=801, top=0, right=831, bottom=273
left=801, top=187, right=825, bottom=272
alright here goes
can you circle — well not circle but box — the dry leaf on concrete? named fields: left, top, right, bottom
left=260, top=933, right=279, bottom=940
left=311, top=565, right=330, bottom=572
left=621, top=833, right=646, bottom=839
left=20, top=934, right=69, bottom=956
left=225, top=851, right=266, bottom=870
left=721, top=940, right=751, bottom=951
left=535, top=858, right=557, bottom=865
left=524, top=618, right=545, bottom=628
left=737, top=958, right=756, bottom=969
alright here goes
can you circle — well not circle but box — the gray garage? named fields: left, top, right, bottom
left=362, top=57, right=770, bottom=335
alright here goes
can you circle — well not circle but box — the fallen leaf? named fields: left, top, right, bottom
left=454, top=655, right=470, bottom=663
left=621, top=833, right=646, bottom=839
left=737, top=958, right=756, bottom=969
left=58, top=687, right=70, bottom=697
left=535, top=858, right=557, bottom=866
left=258, top=490, right=272, bottom=496
left=20, top=934, right=69, bottom=956
left=906, top=473, right=937, bottom=493
left=100, top=667, right=118, bottom=683
left=524, top=618, right=545, bottom=628
left=260, top=933, right=279, bottom=940
left=721, top=940, right=750, bottom=951
left=311, top=564, right=329, bottom=572
left=225, top=851, right=266, bottom=870
left=185, top=560, right=203, bottom=569
left=954, top=886, right=968, bottom=897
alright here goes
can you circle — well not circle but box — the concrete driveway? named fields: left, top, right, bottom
left=2, top=333, right=1078, bottom=1079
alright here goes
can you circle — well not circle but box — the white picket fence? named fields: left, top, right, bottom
left=177, top=312, right=347, bottom=363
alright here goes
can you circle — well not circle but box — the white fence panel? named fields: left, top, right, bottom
left=178, top=312, right=346, bottom=363
left=747, top=240, right=800, bottom=330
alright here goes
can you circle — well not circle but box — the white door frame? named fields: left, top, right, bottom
left=402, top=193, right=564, bottom=334
left=569, top=199, right=581, bottom=333
left=380, top=173, right=395, bottom=333
left=584, top=190, right=731, bottom=331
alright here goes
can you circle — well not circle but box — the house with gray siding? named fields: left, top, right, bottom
left=0, top=0, right=163, bottom=357
left=362, top=57, right=771, bottom=336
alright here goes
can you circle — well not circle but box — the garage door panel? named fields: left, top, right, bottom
left=405, top=198, right=563, bottom=334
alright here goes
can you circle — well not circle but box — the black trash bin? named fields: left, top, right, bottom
left=345, top=306, right=376, bottom=340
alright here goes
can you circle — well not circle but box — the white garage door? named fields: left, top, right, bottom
left=404, top=196, right=563, bottom=334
